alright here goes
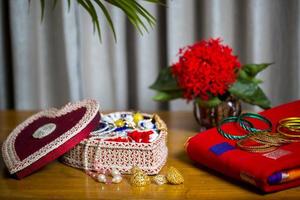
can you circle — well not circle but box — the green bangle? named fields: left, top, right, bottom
left=238, top=113, right=272, bottom=133
left=217, top=116, right=254, bottom=140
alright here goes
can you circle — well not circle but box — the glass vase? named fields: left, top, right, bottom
left=193, top=96, right=241, bottom=131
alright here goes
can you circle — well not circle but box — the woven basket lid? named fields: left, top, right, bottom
left=1, top=99, right=100, bottom=179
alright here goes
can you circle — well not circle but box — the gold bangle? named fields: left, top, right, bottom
left=251, top=134, right=285, bottom=146
left=236, top=137, right=276, bottom=152
left=237, top=139, right=277, bottom=153
left=280, top=121, right=300, bottom=125
left=237, top=130, right=300, bottom=153
left=278, top=117, right=300, bottom=125
left=276, top=132, right=300, bottom=143
left=236, top=131, right=292, bottom=153
left=277, top=125, right=300, bottom=138
left=278, top=117, right=300, bottom=131
left=240, top=146, right=278, bottom=153
left=280, top=123, right=300, bottom=132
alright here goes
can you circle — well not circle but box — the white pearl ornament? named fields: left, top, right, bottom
left=111, top=168, right=121, bottom=177
left=97, top=174, right=107, bottom=183
left=112, top=175, right=122, bottom=184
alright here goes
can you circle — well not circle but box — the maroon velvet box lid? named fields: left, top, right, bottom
left=1, top=99, right=100, bottom=179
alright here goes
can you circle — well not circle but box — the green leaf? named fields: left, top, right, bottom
left=238, top=69, right=263, bottom=84
left=28, top=0, right=32, bottom=13
left=131, top=0, right=156, bottom=27
left=152, top=90, right=183, bottom=101
left=242, top=63, right=272, bottom=78
left=40, top=0, right=45, bottom=22
left=107, top=0, right=158, bottom=34
left=119, top=0, right=149, bottom=32
left=107, top=0, right=143, bottom=34
left=195, top=97, right=222, bottom=108
left=149, top=67, right=180, bottom=91
left=229, top=80, right=271, bottom=109
left=77, top=0, right=102, bottom=42
left=94, top=0, right=117, bottom=41
left=52, top=0, right=58, bottom=10
left=37, top=0, right=160, bottom=42
left=67, top=0, right=71, bottom=11
left=143, top=0, right=161, bottom=3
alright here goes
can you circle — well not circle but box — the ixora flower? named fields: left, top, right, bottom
left=172, top=38, right=240, bottom=101
left=150, top=38, right=271, bottom=109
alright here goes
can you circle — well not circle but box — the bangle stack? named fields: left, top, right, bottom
left=217, top=116, right=254, bottom=140
left=217, top=113, right=272, bottom=141
left=217, top=113, right=300, bottom=153
left=238, top=113, right=272, bottom=133
left=277, top=117, right=300, bottom=138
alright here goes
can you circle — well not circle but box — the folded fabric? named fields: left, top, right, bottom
left=185, top=100, right=300, bottom=192
left=268, top=168, right=300, bottom=185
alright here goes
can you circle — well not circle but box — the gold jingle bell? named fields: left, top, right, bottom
left=166, top=166, right=184, bottom=185
left=130, top=166, right=143, bottom=174
left=130, top=171, right=150, bottom=187
left=152, top=174, right=167, bottom=185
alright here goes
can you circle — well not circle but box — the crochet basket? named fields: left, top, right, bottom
left=61, top=112, right=168, bottom=175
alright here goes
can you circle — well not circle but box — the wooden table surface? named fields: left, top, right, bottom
left=1, top=110, right=300, bottom=200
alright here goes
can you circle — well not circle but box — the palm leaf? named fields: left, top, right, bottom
left=130, top=0, right=156, bottom=27
left=52, top=0, right=58, bottom=10
left=107, top=0, right=158, bottom=33
left=37, top=0, right=160, bottom=41
left=40, top=0, right=45, bottom=22
left=108, top=0, right=146, bottom=34
left=77, top=0, right=102, bottom=42
left=120, top=0, right=151, bottom=32
left=28, top=0, right=32, bottom=13
left=84, top=0, right=102, bottom=42
left=67, top=0, right=71, bottom=11
left=94, top=0, right=117, bottom=41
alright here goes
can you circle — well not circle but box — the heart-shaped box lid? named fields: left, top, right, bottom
left=1, top=99, right=100, bottom=179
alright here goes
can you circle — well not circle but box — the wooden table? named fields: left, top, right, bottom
left=0, top=111, right=300, bottom=199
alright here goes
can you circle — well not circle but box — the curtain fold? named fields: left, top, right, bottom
left=0, top=0, right=299, bottom=111
left=0, top=0, right=9, bottom=109
left=8, top=1, right=75, bottom=109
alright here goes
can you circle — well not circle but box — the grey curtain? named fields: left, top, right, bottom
left=0, top=0, right=299, bottom=111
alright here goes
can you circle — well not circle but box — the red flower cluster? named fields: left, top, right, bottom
left=127, top=130, right=152, bottom=143
left=105, top=130, right=153, bottom=143
left=171, top=38, right=241, bottom=100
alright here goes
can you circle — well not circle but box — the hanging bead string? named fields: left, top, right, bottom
left=83, top=139, right=90, bottom=171
left=83, top=138, right=123, bottom=184
left=93, top=139, right=103, bottom=173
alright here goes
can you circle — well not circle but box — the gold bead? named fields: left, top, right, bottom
left=152, top=174, right=167, bottom=185
left=130, top=171, right=150, bottom=187
left=166, top=166, right=184, bottom=185
left=115, top=119, right=125, bottom=127
left=133, top=112, right=144, bottom=124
